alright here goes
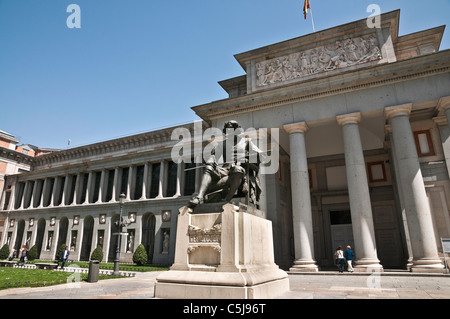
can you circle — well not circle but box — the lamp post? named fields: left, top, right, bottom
left=113, top=193, right=126, bottom=276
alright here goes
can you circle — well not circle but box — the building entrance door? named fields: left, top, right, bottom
left=330, top=210, right=354, bottom=251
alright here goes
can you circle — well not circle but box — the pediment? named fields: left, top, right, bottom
left=235, top=10, right=401, bottom=93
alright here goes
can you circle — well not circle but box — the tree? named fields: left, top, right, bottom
left=55, top=244, right=67, bottom=261
left=133, top=244, right=148, bottom=266
left=90, top=245, right=104, bottom=262
left=0, top=244, right=10, bottom=260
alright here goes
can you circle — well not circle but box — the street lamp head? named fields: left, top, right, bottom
left=119, top=193, right=126, bottom=205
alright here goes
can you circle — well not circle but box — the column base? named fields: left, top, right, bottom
left=410, top=258, right=445, bottom=273
left=354, top=258, right=384, bottom=272
left=289, top=259, right=319, bottom=272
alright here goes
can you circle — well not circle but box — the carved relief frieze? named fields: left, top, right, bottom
left=256, top=34, right=382, bottom=88
left=188, top=224, right=222, bottom=243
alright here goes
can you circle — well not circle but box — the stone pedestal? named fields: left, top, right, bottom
left=154, top=203, right=290, bottom=299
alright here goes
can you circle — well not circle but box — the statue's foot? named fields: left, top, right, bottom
left=188, top=196, right=203, bottom=208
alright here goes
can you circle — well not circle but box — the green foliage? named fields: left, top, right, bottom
left=55, top=244, right=67, bottom=261
left=132, top=244, right=148, bottom=266
left=0, top=244, right=10, bottom=260
left=90, top=245, right=104, bottom=262
left=28, top=245, right=38, bottom=261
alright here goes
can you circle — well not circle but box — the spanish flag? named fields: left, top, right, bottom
left=303, top=0, right=310, bottom=19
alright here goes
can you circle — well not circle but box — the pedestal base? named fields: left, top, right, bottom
left=155, top=203, right=290, bottom=299
left=155, top=269, right=289, bottom=299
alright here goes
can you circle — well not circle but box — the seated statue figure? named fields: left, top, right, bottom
left=188, top=120, right=264, bottom=209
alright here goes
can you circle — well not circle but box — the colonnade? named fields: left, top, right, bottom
left=9, top=159, right=198, bottom=211
left=284, top=104, right=445, bottom=272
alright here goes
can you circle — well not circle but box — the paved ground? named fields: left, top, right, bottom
left=1, top=269, right=450, bottom=300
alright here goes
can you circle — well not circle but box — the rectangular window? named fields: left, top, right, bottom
left=367, top=161, right=387, bottom=182
left=413, top=130, right=435, bottom=157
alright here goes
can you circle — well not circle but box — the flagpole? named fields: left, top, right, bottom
left=309, top=2, right=316, bottom=32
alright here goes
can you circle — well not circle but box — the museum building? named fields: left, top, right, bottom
left=1, top=10, right=450, bottom=272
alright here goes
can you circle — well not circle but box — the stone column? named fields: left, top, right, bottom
left=111, top=167, right=120, bottom=202
left=50, top=177, right=61, bottom=207
left=84, top=172, right=93, bottom=204
left=126, top=166, right=134, bottom=200
left=156, top=160, right=166, bottom=199
left=385, top=104, right=444, bottom=272
left=61, top=175, right=70, bottom=206
left=19, top=181, right=30, bottom=210
left=174, top=162, right=183, bottom=197
left=71, top=173, right=81, bottom=205
left=140, top=163, right=150, bottom=200
left=37, top=178, right=48, bottom=208
left=97, top=169, right=107, bottom=203
left=31, top=180, right=39, bottom=208
left=439, top=96, right=450, bottom=131
left=336, top=112, right=382, bottom=271
left=283, top=122, right=318, bottom=272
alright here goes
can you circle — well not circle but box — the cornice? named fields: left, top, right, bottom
left=0, top=147, right=34, bottom=166
left=31, top=122, right=205, bottom=169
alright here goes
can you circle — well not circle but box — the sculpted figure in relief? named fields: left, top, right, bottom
left=255, top=34, right=382, bottom=87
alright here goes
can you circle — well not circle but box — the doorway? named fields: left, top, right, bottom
left=330, top=210, right=354, bottom=252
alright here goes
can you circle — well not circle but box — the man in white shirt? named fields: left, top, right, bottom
left=60, top=246, right=70, bottom=269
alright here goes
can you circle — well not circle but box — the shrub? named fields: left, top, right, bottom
left=28, top=245, right=38, bottom=261
left=132, top=244, right=148, bottom=266
left=55, top=244, right=67, bottom=261
left=0, top=244, right=10, bottom=260
left=90, top=245, right=104, bottom=262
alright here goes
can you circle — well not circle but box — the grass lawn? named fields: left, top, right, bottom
left=0, top=267, right=124, bottom=290
left=0, top=261, right=169, bottom=290
left=70, top=261, right=169, bottom=272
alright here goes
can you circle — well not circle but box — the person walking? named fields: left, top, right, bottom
left=8, top=246, right=17, bottom=261
left=17, top=245, right=27, bottom=266
left=335, top=246, right=346, bottom=273
left=344, top=245, right=354, bottom=272
left=60, top=246, right=70, bottom=269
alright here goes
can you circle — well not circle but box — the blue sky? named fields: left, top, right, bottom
left=0, top=0, right=449, bottom=149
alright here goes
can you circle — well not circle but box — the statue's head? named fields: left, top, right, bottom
left=223, top=120, right=241, bottom=134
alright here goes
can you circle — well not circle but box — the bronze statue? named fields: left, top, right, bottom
left=188, top=121, right=264, bottom=209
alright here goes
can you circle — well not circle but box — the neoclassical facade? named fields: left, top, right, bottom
left=192, top=10, right=450, bottom=272
left=1, top=10, right=450, bottom=271
left=0, top=123, right=204, bottom=264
